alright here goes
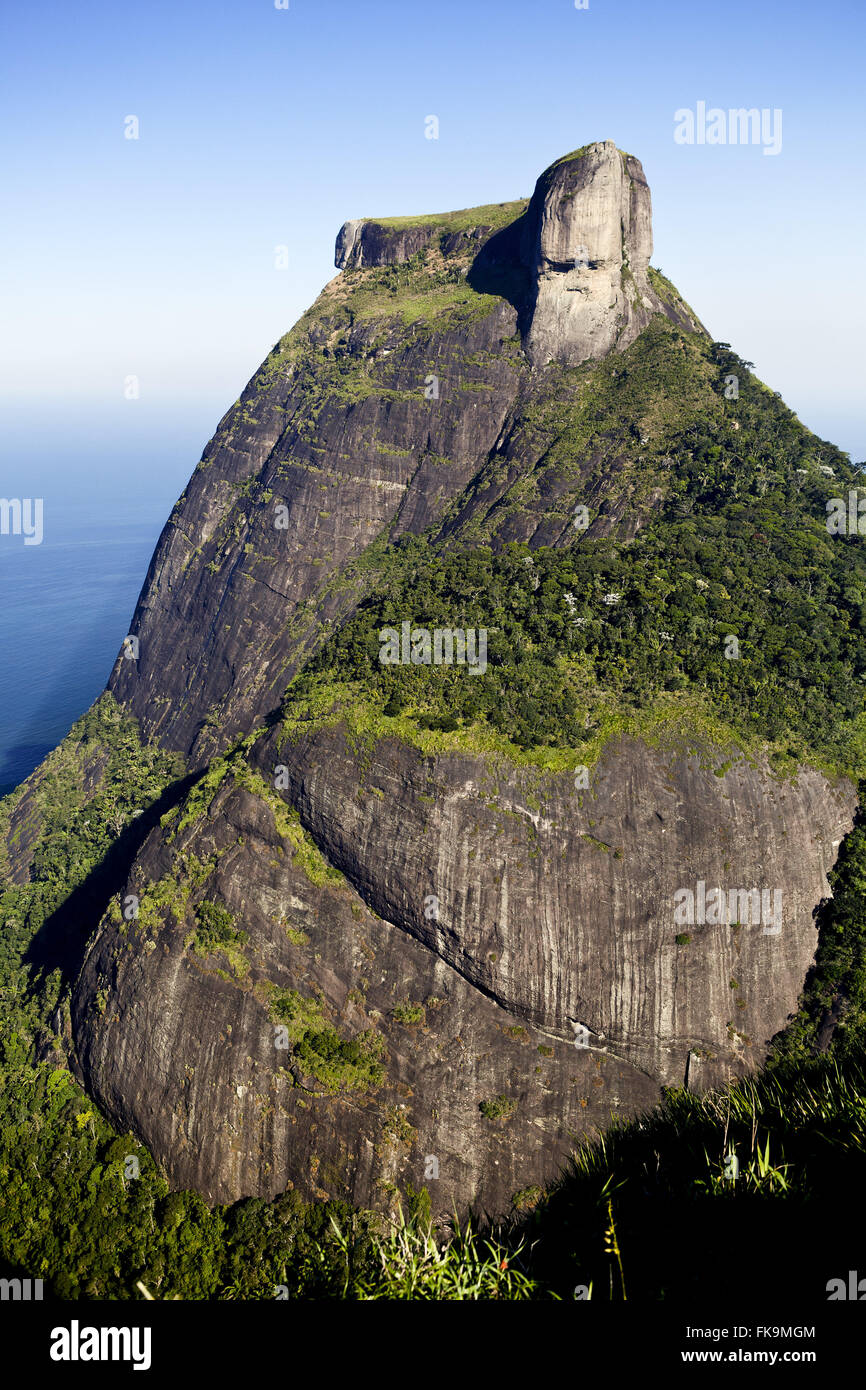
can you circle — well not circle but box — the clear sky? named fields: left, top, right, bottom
left=1, top=0, right=863, bottom=518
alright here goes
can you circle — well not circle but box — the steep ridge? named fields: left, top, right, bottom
left=106, top=141, right=700, bottom=769
left=4, top=141, right=864, bottom=1219
left=68, top=722, right=852, bottom=1210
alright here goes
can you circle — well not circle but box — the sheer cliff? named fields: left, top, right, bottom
left=107, top=141, right=701, bottom=766
left=4, top=141, right=864, bottom=1219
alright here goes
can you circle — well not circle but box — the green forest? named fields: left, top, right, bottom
left=3, top=331, right=866, bottom=1300
left=297, top=339, right=866, bottom=777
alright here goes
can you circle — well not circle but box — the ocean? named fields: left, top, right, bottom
left=0, top=507, right=166, bottom=797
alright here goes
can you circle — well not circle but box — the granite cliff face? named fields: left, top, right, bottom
left=6, top=143, right=857, bottom=1217
left=68, top=725, right=853, bottom=1210
left=521, top=142, right=674, bottom=367
left=107, top=142, right=699, bottom=770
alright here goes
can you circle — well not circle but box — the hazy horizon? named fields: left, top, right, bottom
left=2, top=0, right=864, bottom=793
left=2, top=0, right=864, bottom=527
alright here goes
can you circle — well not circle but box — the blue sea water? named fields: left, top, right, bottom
left=0, top=400, right=220, bottom=799
left=0, top=508, right=165, bottom=796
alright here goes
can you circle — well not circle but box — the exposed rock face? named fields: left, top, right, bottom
left=335, top=217, right=497, bottom=269
left=70, top=724, right=855, bottom=1210
left=105, top=147, right=700, bottom=771
left=107, top=299, right=524, bottom=765
left=9, top=140, right=849, bottom=1217
left=265, top=729, right=852, bottom=1089
left=521, top=141, right=684, bottom=366
left=335, top=218, right=435, bottom=268
left=334, top=143, right=700, bottom=369
left=70, top=767, right=662, bottom=1212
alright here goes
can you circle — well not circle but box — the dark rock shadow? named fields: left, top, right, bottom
left=466, top=213, right=534, bottom=337
left=23, top=694, right=291, bottom=998
left=25, top=771, right=198, bottom=996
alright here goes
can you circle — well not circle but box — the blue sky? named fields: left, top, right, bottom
left=1, top=0, right=863, bottom=519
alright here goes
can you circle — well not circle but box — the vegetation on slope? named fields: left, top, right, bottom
left=2, top=262, right=866, bottom=1296
left=0, top=699, right=385, bottom=1298
left=369, top=198, right=529, bottom=233
left=286, top=336, right=865, bottom=777
left=770, top=788, right=866, bottom=1062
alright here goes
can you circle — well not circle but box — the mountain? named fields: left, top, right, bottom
left=3, top=141, right=864, bottom=1227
